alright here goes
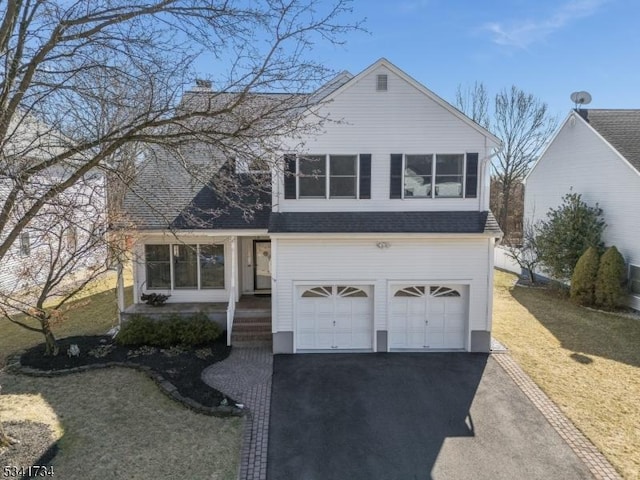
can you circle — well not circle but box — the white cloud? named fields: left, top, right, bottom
left=484, top=0, right=608, bottom=48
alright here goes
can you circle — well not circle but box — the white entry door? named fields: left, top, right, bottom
left=296, top=285, right=373, bottom=350
left=389, top=285, right=467, bottom=350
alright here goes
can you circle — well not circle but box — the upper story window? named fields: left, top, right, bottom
left=376, top=74, right=388, bottom=91
left=285, top=154, right=371, bottom=200
left=391, top=152, right=478, bottom=199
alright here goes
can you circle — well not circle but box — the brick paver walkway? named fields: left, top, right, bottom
left=493, top=352, right=621, bottom=480
left=202, top=347, right=273, bottom=480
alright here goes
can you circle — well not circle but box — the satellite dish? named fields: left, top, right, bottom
left=570, top=91, right=592, bottom=108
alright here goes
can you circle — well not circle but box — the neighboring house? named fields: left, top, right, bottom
left=0, top=115, right=106, bottom=296
left=123, top=58, right=503, bottom=353
left=524, top=109, right=640, bottom=310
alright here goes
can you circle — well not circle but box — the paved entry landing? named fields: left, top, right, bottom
left=268, top=353, right=594, bottom=480
left=202, top=348, right=272, bottom=480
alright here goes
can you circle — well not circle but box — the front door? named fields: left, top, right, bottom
left=253, top=240, right=272, bottom=293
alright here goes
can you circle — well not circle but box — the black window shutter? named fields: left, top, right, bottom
left=284, top=154, right=297, bottom=199
left=465, top=153, right=478, bottom=198
left=390, top=154, right=403, bottom=199
left=359, top=154, right=372, bottom=199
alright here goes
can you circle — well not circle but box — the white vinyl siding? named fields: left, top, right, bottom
left=273, top=237, right=492, bottom=349
left=276, top=65, right=492, bottom=212
left=525, top=113, right=640, bottom=306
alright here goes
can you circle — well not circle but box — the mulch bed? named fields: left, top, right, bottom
left=18, top=335, right=233, bottom=409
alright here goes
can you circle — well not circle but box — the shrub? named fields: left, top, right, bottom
left=536, top=192, right=606, bottom=281
left=570, top=247, right=600, bottom=306
left=595, top=246, right=627, bottom=309
left=117, top=312, right=222, bottom=347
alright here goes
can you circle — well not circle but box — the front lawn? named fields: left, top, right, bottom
left=493, top=270, right=640, bottom=480
left=0, top=269, right=242, bottom=479
left=0, top=368, right=241, bottom=480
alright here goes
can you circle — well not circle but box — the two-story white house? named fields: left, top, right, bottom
left=123, top=58, right=502, bottom=353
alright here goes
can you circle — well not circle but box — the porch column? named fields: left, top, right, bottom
left=116, top=262, right=125, bottom=325
left=231, top=236, right=239, bottom=301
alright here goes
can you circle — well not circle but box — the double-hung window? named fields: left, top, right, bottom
left=393, top=152, right=478, bottom=199
left=145, top=244, right=225, bottom=290
left=292, top=154, right=364, bottom=199
left=298, top=155, right=326, bottom=198
left=329, top=155, right=357, bottom=198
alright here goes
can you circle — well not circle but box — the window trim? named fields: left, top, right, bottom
left=145, top=243, right=225, bottom=291
left=296, top=154, right=361, bottom=199
left=630, top=264, right=640, bottom=297
left=401, top=153, right=472, bottom=199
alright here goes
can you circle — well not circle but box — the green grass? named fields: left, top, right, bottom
left=493, top=270, right=640, bottom=480
left=0, top=269, right=242, bottom=479
left=0, top=271, right=133, bottom=366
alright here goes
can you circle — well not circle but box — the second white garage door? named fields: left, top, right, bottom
left=389, top=284, right=467, bottom=351
left=296, top=285, right=373, bottom=350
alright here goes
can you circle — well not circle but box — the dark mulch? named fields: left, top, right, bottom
left=0, top=421, right=58, bottom=479
left=19, top=335, right=232, bottom=408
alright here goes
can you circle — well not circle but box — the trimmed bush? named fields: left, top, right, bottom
left=595, top=246, right=627, bottom=310
left=570, top=247, right=600, bottom=306
left=117, top=312, right=222, bottom=347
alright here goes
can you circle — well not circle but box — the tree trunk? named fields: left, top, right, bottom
left=500, top=182, right=512, bottom=240
left=40, top=316, right=59, bottom=356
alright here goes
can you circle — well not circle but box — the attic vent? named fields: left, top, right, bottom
left=376, top=74, right=388, bottom=91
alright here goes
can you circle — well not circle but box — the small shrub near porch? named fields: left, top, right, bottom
left=117, top=313, right=221, bottom=348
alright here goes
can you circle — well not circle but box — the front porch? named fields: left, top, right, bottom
left=120, top=295, right=272, bottom=347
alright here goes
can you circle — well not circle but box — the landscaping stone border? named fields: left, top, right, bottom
left=5, top=352, right=243, bottom=418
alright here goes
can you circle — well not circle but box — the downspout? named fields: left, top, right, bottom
left=483, top=138, right=505, bottom=344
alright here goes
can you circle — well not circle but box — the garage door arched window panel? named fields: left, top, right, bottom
left=337, top=286, right=368, bottom=298
left=394, top=286, right=426, bottom=297
left=297, top=284, right=373, bottom=350
left=430, top=286, right=461, bottom=297
left=301, top=286, right=333, bottom=298
left=390, top=283, right=466, bottom=351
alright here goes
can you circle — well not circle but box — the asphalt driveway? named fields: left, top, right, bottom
left=268, top=353, right=593, bottom=480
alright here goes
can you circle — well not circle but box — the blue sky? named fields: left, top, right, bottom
left=308, top=0, right=640, bottom=120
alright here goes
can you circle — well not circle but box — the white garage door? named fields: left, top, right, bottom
left=389, top=284, right=467, bottom=350
left=296, top=285, right=373, bottom=350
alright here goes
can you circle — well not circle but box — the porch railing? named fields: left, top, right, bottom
left=226, top=289, right=235, bottom=346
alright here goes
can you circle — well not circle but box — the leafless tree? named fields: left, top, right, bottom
left=504, top=220, right=542, bottom=284
left=0, top=0, right=363, bottom=264
left=0, top=176, right=125, bottom=356
left=0, top=1, right=362, bottom=444
left=455, top=84, right=557, bottom=239
left=455, top=82, right=490, bottom=129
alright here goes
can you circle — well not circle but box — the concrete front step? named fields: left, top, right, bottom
left=234, top=309, right=271, bottom=319
left=233, top=315, right=272, bottom=325
left=233, top=322, right=271, bottom=333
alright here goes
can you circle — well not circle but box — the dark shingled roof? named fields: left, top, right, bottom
left=268, top=211, right=502, bottom=236
left=579, top=109, right=640, bottom=173
left=171, top=171, right=271, bottom=230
